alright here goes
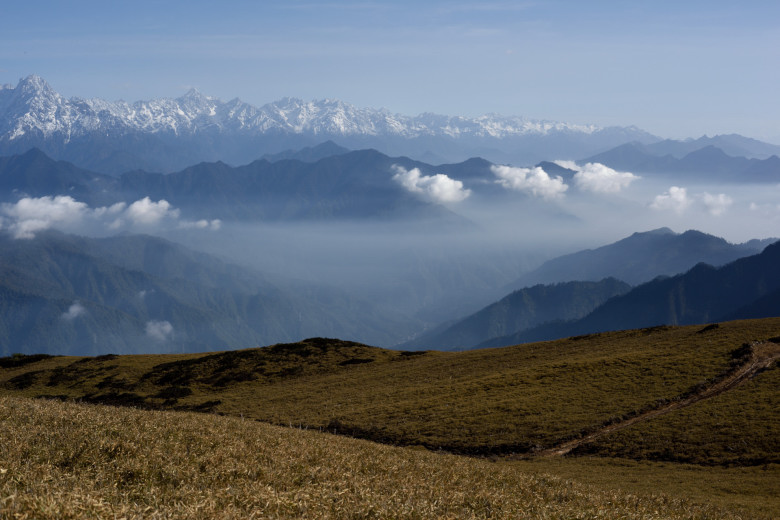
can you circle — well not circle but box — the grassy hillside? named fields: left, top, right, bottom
left=510, top=457, right=779, bottom=519
left=572, top=353, right=779, bottom=465
left=2, top=318, right=779, bottom=517
left=0, top=395, right=752, bottom=519
left=2, top=318, right=778, bottom=463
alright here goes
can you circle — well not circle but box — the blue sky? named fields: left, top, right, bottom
left=2, top=1, right=779, bottom=142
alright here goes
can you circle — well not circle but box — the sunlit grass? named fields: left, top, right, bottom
left=2, top=318, right=779, bottom=517
left=0, top=396, right=746, bottom=519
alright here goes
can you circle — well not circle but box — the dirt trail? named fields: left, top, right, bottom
left=532, top=341, right=780, bottom=458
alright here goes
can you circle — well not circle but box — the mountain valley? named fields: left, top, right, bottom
left=4, top=1, right=780, bottom=516
left=0, top=76, right=778, bottom=519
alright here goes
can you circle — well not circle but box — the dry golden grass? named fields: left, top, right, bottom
left=2, top=319, right=779, bottom=517
left=0, top=396, right=747, bottom=519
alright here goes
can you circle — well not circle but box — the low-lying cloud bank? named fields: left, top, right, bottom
left=392, top=165, right=471, bottom=203
left=0, top=195, right=221, bottom=239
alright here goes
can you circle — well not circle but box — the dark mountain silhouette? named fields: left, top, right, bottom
left=121, top=148, right=469, bottom=222
left=402, top=278, right=630, bottom=350
left=723, top=288, right=780, bottom=321
left=508, top=228, right=774, bottom=289
left=0, top=148, right=470, bottom=223
left=481, top=240, right=780, bottom=348
left=0, top=148, right=118, bottom=205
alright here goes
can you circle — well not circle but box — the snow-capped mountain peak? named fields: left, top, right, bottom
left=0, top=75, right=616, bottom=141
left=177, top=88, right=216, bottom=109
left=15, top=74, right=58, bottom=98
left=0, top=75, right=662, bottom=172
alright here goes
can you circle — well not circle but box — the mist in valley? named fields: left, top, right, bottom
left=116, top=161, right=780, bottom=344
left=1, top=147, right=778, bottom=354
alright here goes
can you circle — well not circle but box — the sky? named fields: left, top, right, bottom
left=1, top=1, right=779, bottom=143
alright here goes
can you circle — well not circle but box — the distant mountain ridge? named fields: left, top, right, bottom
left=481, top=240, right=780, bottom=348
left=260, top=141, right=351, bottom=163
left=645, top=134, right=780, bottom=159
left=403, top=278, right=631, bottom=350
left=0, top=75, right=659, bottom=172
left=509, top=228, right=776, bottom=289
left=0, top=147, right=465, bottom=223
left=584, top=142, right=780, bottom=182
left=411, top=228, right=774, bottom=350
left=0, top=76, right=605, bottom=140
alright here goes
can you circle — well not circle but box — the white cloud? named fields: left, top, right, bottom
left=651, top=186, right=691, bottom=213
left=701, top=192, right=733, bottom=216
left=749, top=201, right=780, bottom=218
left=392, top=165, right=471, bottom=203
left=94, top=202, right=127, bottom=230
left=145, top=320, right=174, bottom=342
left=491, top=165, right=568, bottom=200
left=61, top=301, right=87, bottom=321
left=1, top=195, right=89, bottom=239
left=125, top=197, right=180, bottom=225
left=179, top=218, right=222, bottom=230
left=651, top=187, right=734, bottom=216
left=553, top=161, right=639, bottom=194
left=0, top=195, right=221, bottom=238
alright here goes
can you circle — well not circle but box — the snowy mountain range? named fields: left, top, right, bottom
left=0, top=75, right=660, bottom=173
left=1, top=74, right=616, bottom=139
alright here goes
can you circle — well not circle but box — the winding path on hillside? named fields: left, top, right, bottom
left=532, top=341, right=780, bottom=458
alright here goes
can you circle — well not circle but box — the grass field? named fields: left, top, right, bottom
left=0, top=395, right=756, bottom=519
left=571, top=353, right=779, bottom=465
left=510, top=458, right=780, bottom=519
left=2, top=317, right=779, bottom=517
left=3, top=319, right=778, bottom=459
